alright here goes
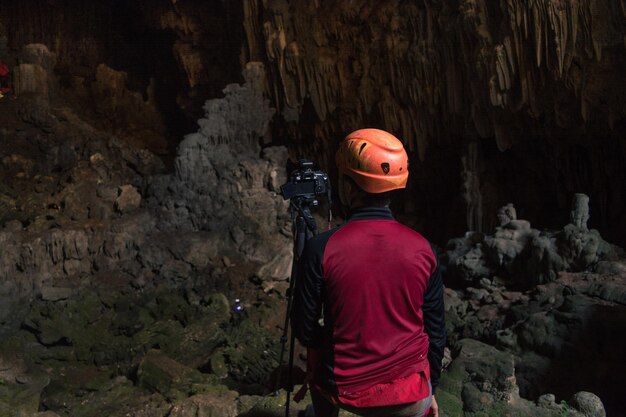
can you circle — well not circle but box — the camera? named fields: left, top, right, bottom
left=280, top=160, right=330, bottom=201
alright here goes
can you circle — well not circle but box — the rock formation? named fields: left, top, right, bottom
left=0, top=47, right=290, bottom=337
left=146, top=61, right=289, bottom=263
left=443, top=195, right=618, bottom=286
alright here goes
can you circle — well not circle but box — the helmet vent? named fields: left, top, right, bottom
left=359, top=143, right=367, bottom=155
left=381, top=162, right=390, bottom=174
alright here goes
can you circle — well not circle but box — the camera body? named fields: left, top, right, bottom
left=280, top=160, right=330, bottom=201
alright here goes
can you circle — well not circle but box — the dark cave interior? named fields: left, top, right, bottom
left=0, top=0, right=244, bottom=154
left=0, top=1, right=625, bottom=416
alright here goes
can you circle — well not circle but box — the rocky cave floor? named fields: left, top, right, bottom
left=0, top=57, right=625, bottom=417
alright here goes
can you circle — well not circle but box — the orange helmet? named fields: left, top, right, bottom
left=336, top=128, right=409, bottom=193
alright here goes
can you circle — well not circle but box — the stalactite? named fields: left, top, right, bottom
left=580, top=3, right=595, bottom=60
left=532, top=1, right=543, bottom=68
left=564, top=0, right=579, bottom=73
left=494, top=123, right=512, bottom=152
left=590, top=0, right=603, bottom=62
left=241, top=0, right=625, bottom=164
left=242, top=0, right=262, bottom=61
left=495, top=44, right=511, bottom=91
left=547, top=0, right=567, bottom=76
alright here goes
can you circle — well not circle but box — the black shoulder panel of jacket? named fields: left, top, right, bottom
left=423, top=244, right=447, bottom=394
left=290, top=227, right=340, bottom=348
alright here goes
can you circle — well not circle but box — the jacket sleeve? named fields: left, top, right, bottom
left=423, top=246, right=447, bottom=393
left=290, top=237, right=325, bottom=348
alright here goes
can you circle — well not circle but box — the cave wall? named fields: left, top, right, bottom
left=242, top=0, right=626, bottom=245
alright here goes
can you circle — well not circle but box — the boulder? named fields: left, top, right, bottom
left=568, top=392, right=606, bottom=417
left=137, top=349, right=198, bottom=395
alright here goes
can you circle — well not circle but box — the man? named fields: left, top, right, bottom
left=291, top=128, right=446, bottom=417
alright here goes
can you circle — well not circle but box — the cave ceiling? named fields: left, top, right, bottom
left=0, top=0, right=625, bottom=243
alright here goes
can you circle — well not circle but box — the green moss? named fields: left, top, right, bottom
left=138, top=358, right=175, bottom=394
left=438, top=361, right=466, bottom=397
left=464, top=400, right=552, bottom=417
left=436, top=389, right=463, bottom=417
left=0, top=380, right=42, bottom=417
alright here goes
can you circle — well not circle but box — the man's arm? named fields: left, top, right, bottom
left=423, top=247, right=447, bottom=393
left=290, top=237, right=325, bottom=348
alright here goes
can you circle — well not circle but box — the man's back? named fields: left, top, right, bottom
left=321, top=207, right=435, bottom=393
left=293, top=206, right=441, bottom=398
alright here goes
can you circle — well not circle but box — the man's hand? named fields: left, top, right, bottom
left=428, top=395, right=439, bottom=417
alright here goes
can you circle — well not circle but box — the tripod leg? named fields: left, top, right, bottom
left=285, top=331, right=297, bottom=417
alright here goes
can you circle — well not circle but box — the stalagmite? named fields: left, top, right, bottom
left=462, top=142, right=483, bottom=232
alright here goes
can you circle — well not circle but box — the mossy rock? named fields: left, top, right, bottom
left=137, top=349, right=227, bottom=399
left=237, top=391, right=290, bottom=417
left=169, top=391, right=239, bottom=417
left=138, top=350, right=199, bottom=395
left=167, top=316, right=227, bottom=364
left=0, top=377, right=48, bottom=417
left=439, top=361, right=466, bottom=397
left=463, top=397, right=569, bottom=417
left=464, top=403, right=510, bottom=417
left=134, top=319, right=186, bottom=352
left=436, top=389, right=463, bottom=417
left=219, top=319, right=280, bottom=385
left=210, top=352, right=229, bottom=379
left=47, top=376, right=165, bottom=417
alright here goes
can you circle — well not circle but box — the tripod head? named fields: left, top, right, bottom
left=281, top=160, right=332, bottom=241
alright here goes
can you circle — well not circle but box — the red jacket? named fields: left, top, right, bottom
left=292, top=206, right=446, bottom=406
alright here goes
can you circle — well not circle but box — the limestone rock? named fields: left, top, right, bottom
left=13, top=64, right=49, bottom=96
left=442, top=196, right=614, bottom=286
left=257, top=244, right=292, bottom=282
left=196, top=62, right=274, bottom=146
left=115, top=184, right=142, bottom=213
left=16, top=93, right=57, bottom=129
left=147, top=63, right=289, bottom=263
left=19, top=43, right=57, bottom=70
left=569, top=392, right=606, bottom=417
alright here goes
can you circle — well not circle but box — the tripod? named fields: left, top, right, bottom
left=275, top=195, right=319, bottom=417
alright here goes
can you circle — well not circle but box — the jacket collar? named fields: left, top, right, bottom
left=348, top=205, right=395, bottom=221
